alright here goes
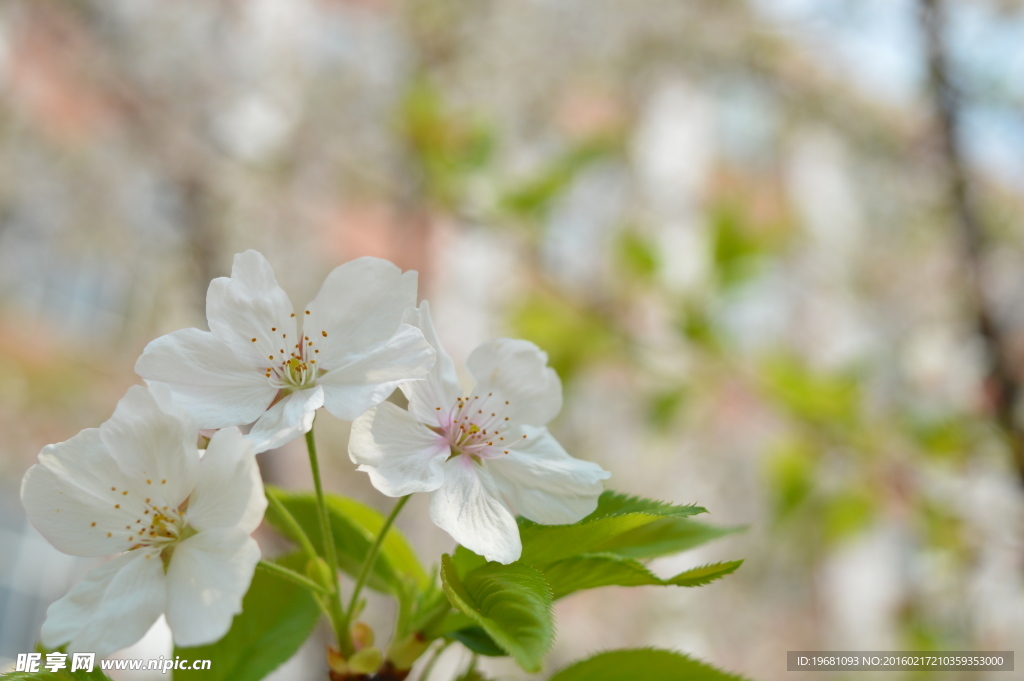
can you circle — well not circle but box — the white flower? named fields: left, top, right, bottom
left=135, top=250, right=435, bottom=453
left=21, top=384, right=266, bottom=657
left=349, top=302, right=610, bottom=564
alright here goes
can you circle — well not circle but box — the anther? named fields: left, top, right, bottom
left=322, top=330, right=328, bottom=337
left=272, top=327, right=277, bottom=332
left=251, top=338, right=257, bottom=342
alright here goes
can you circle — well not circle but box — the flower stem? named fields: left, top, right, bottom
left=346, top=495, right=410, bottom=619
left=305, top=426, right=352, bottom=655
left=256, top=560, right=330, bottom=596
left=266, top=487, right=319, bottom=561
left=418, top=640, right=451, bottom=681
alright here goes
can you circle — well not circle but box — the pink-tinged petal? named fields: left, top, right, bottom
left=41, top=549, right=167, bottom=658
left=23, top=429, right=150, bottom=557
left=349, top=402, right=450, bottom=497
left=187, top=428, right=265, bottom=533
left=135, top=327, right=277, bottom=429
left=99, top=385, right=199, bottom=511
left=318, top=324, right=434, bottom=421
left=429, top=457, right=521, bottom=564
left=245, top=387, right=324, bottom=453
left=466, top=339, right=562, bottom=427
left=164, top=529, right=260, bottom=648
left=399, top=302, right=462, bottom=426
left=489, top=427, right=610, bottom=525
left=304, top=257, right=419, bottom=370
left=206, top=250, right=297, bottom=365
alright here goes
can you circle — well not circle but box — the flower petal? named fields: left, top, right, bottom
left=489, top=428, right=610, bottom=525
left=466, top=339, right=562, bottom=427
left=41, top=549, right=167, bottom=658
left=99, top=385, right=199, bottom=511
left=350, top=401, right=450, bottom=496
left=317, top=323, right=434, bottom=421
left=164, top=528, right=261, bottom=648
left=399, top=301, right=462, bottom=425
left=187, top=427, right=266, bottom=533
left=22, top=429, right=140, bottom=557
left=245, top=386, right=324, bottom=453
left=206, top=250, right=298, bottom=366
left=135, top=327, right=277, bottom=429
left=303, top=257, right=419, bottom=370
left=429, top=456, right=521, bottom=564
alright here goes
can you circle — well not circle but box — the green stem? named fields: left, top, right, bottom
left=305, top=426, right=352, bottom=655
left=266, top=488, right=319, bottom=561
left=418, top=640, right=451, bottom=681
left=347, top=495, right=410, bottom=618
left=256, top=560, right=330, bottom=596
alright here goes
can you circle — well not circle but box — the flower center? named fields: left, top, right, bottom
left=261, top=319, right=329, bottom=391
left=441, top=392, right=520, bottom=459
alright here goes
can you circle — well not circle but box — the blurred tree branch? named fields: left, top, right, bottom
left=919, top=0, right=1024, bottom=485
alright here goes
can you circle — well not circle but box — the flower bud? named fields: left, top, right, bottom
left=326, top=646, right=348, bottom=675
left=352, top=621, right=375, bottom=649
left=348, top=646, right=383, bottom=675
left=306, top=556, right=334, bottom=591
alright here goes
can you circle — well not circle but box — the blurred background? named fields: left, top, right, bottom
left=1, top=0, right=1023, bottom=679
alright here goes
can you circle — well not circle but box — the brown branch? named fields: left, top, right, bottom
left=919, top=0, right=1024, bottom=484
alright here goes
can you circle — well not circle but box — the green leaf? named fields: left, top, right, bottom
left=448, top=626, right=507, bottom=657
left=264, top=486, right=427, bottom=596
left=440, top=555, right=554, bottom=672
left=548, top=648, right=752, bottom=681
left=587, top=491, right=707, bottom=519
left=592, top=517, right=742, bottom=560
left=665, top=561, right=745, bottom=586
left=173, top=553, right=321, bottom=681
left=518, top=492, right=705, bottom=565
left=541, top=555, right=743, bottom=599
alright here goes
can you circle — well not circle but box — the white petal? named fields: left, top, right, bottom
left=466, top=339, right=562, bottom=426
left=303, top=257, right=419, bottom=370
left=489, top=428, right=610, bottom=525
left=165, top=528, right=261, bottom=648
left=349, top=402, right=450, bottom=496
left=429, top=457, right=521, bottom=564
left=187, top=427, right=266, bottom=533
left=135, top=328, right=276, bottom=429
left=100, top=385, right=199, bottom=511
left=399, top=301, right=462, bottom=425
left=41, top=549, right=167, bottom=658
left=317, top=324, right=434, bottom=421
left=245, top=387, right=324, bottom=453
left=206, top=250, right=298, bottom=365
left=23, top=429, right=148, bottom=557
